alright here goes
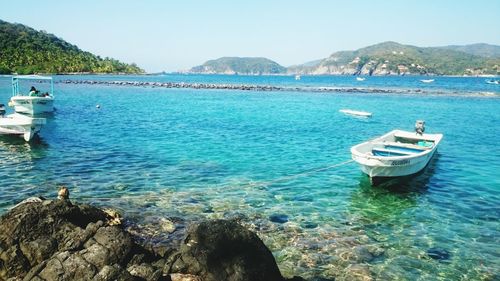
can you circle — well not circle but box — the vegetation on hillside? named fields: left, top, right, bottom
left=0, top=19, right=144, bottom=74
left=440, top=43, right=500, bottom=58
left=293, top=41, right=500, bottom=76
left=190, top=57, right=286, bottom=75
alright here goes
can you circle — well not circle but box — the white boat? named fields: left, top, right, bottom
left=340, top=109, right=372, bottom=117
left=420, top=79, right=434, bottom=83
left=9, top=75, right=55, bottom=115
left=295, top=74, right=301, bottom=80
left=351, top=121, right=443, bottom=184
left=0, top=110, right=46, bottom=141
left=356, top=77, right=366, bottom=81
left=485, top=79, right=499, bottom=85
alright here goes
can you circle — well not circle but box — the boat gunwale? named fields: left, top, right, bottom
left=351, top=130, right=443, bottom=162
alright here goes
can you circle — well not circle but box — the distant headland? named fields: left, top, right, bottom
left=189, top=42, right=500, bottom=76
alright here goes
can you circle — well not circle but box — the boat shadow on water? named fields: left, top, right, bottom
left=0, top=134, right=49, bottom=158
left=346, top=155, right=440, bottom=225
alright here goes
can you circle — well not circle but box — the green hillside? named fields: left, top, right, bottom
left=190, top=57, right=286, bottom=75
left=0, top=19, right=143, bottom=74
left=292, top=41, right=500, bottom=76
left=440, top=43, right=500, bottom=58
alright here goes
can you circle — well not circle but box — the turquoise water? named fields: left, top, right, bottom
left=0, top=75, right=499, bottom=280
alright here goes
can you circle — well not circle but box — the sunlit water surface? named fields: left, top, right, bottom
left=0, top=75, right=498, bottom=280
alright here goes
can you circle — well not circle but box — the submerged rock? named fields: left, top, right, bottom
left=269, top=214, right=289, bottom=224
left=340, top=264, right=373, bottom=281
left=427, top=247, right=451, bottom=261
left=301, top=221, right=318, bottom=229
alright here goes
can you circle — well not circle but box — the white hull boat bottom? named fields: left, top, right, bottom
left=0, top=113, right=46, bottom=141
left=351, top=129, right=443, bottom=184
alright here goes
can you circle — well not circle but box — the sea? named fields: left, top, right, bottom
left=0, top=74, right=499, bottom=280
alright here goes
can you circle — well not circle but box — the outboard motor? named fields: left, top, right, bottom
left=415, top=120, right=425, bottom=135
left=0, top=104, right=5, bottom=117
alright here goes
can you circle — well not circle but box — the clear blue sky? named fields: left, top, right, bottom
left=2, top=0, right=500, bottom=72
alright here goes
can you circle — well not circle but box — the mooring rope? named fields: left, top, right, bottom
left=246, top=159, right=355, bottom=188
left=70, top=159, right=356, bottom=201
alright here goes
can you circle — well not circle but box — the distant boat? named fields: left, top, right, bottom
left=9, top=75, right=55, bottom=115
left=295, top=74, right=301, bottom=80
left=420, top=79, right=434, bottom=83
left=339, top=109, right=372, bottom=117
left=0, top=108, right=46, bottom=141
left=351, top=121, right=443, bottom=185
left=485, top=79, right=499, bottom=85
left=356, top=77, right=365, bottom=81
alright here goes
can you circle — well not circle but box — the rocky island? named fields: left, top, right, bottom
left=189, top=57, right=286, bottom=75
left=0, top=191, right=306, bottom=281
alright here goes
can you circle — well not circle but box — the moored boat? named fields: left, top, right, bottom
left=485, top=79, right=499, bottom=85
left=351, top=121, right=443, bottom=184
left=356, top=77, right=365, bottom=81
left=420, top=79, right=434, bottom=83
left=9, top=75, right=55, bottom=115
left=0, top=110, right=46, bottom=141
left=340, top=109, right=372, bottom=117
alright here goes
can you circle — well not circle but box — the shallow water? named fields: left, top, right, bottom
left=0, top=75, right=499, bottom=280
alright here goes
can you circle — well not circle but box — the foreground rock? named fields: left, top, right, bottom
left=0, top=198, right=304, bottom=281
left=172, top=220, right=284, bottom=281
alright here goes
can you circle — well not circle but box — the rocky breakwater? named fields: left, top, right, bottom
left=60, top=79, right=400, bottom=94
left=0, top=195, right=306, bottom=281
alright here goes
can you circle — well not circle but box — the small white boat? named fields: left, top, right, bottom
left=340, top=109, right=372, bottom=118
left=356, top=77, right=365, bottom=81
left=351, top=121, right=443, bottom=184
left=0, top=111, right=46, bottom=141
left=295, top=74, right=301, bottom=80
left=420, top=79, right=434, bottom=83
left=9, top=75, right=55, bottom=115
left=485, top=79, right=499, bottom=85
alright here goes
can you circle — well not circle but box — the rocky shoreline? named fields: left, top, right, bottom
left=0, top=195, right=306, bottom=281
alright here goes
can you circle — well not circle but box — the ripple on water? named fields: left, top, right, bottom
left=0, top=76, right=499, bottom=280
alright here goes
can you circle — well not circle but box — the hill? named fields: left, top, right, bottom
left=440, top=43, right=500, bottom=58
left=0, top=19, right=144, bottom=74
left=290, top=42, right=500, bottom=76
left=189, top=57, right=286, bottom=75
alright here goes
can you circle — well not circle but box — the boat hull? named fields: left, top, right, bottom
left=339, top=109, right=372, bottom=117
left=354, top=148, right=437, bottom=178
left=351, top=130, right=443, bottom=184
left=10, top=96, right=54, bottom=115
left=0, top=114, right=46, bottom=141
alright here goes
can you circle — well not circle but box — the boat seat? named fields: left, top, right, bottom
left=372, top=147, right=415, bottom=157
left=394, top=132, right=435, bottom=142
left=383, top=141, right=432, bottom=150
